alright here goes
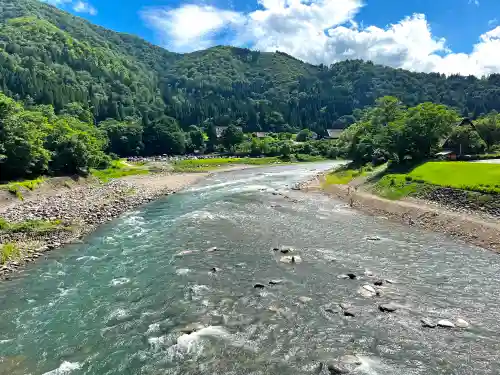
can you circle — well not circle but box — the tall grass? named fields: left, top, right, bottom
left=2, top=177, right=46, bottom=200
left=0, top=218, right=68, bottom=234
left=1, top=243, right=20, bottom=264
left=323, top=166, right=372, bottom=185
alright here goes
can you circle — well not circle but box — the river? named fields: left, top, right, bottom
left=1, top=162, right=499, bottom=375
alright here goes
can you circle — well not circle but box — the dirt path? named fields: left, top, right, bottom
left=305, top=177, right=500, bottom=252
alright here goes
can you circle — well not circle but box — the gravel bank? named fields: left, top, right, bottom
left=302, top=176, right=500, bottom=252
left=0, top=172, right=206, bottom=280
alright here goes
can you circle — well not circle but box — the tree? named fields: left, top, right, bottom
left=475, top=112, right=500, bottom=150
left=296, top=129, right=315, bottom=142
left=187, top=125, right=205, bottom=152
left=100, top=118, right=144, bottom=156
left=61, top=102, right=94, bottom=124
left=143, top=116, right=186, bottom=155
left=280, top=142, right=292, bottom=158
left=221, top=124, right=244, bottom=151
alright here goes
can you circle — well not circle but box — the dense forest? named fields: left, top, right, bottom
left=2, top=0, right=500, bottom=181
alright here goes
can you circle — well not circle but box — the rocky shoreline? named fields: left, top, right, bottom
left=0, top=172, right=207, bottom=280
left=301, top=175, right=500, bottom=253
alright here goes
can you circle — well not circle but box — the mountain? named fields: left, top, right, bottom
left=2, top=0, right=500, bottom=135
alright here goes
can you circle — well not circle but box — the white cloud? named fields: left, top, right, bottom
left=141, top=0, right=500, bottom=77
left=40, top=0, right=97, bottom=15
left=72, top=1, right=97, bottom=15
left=141, top=5, right=245, bottom=52
left=468, top=0, right=479, bottom=6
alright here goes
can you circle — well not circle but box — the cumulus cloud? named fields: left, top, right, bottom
left=40, top=0, right=97, bottom=15
left=141, top=5, right=245, bottom=52
left=73, top=1, right=97, bottom=15
left=141, top=0, right=500, bottom=76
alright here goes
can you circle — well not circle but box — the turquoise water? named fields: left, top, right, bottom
left=1, top=162, right=499, bottom=374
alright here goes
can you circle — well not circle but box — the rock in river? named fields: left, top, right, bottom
left=280, top=255, right=302, bottom=264
left=421, top=318, right=436, bottom=328
left=279, top=246, right=294, bottom=254
left=254, top=283, right=266, bottom=289
left=379, top=303, right=398, bottom=313
left=437, top=319, right=455, bottom=328
left=374, top=280, right=384, bottom=286
left=343, top=309, right=356, bottom=317
left=326, top=362, right=350, bottom=374
left=298, top=296, right=312, bottom=304
left=358, top=285, right=376, bottom=298
left=455, top=318, right=470, bottom=328
left=269, top=279, right=283, bottom=285
left=206, top=246, right=218, bottom=253
left=180, top=323, right=204, bottom=334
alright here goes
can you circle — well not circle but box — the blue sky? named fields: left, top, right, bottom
left=43, top=0, right=500, bottom=76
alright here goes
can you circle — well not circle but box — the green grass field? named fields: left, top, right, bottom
left=373, top=161, right=500, bottom=199
left=171, top=157, right=288, bottom=172
left=91, top=160, right=149, bottom=182
left=408, top=162, right=500, bottom=194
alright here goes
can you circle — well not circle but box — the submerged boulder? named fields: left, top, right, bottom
left=180, top=323, right=204, bottom=334
left=378, top=303, right=398, bottom=313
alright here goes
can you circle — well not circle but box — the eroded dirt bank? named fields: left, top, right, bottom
left=302, top=176, right=500, bottom=252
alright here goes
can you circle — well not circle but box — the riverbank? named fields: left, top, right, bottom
left=0, top=172, right=207, bottom=280
left=302, top=175, right=500, bottom=252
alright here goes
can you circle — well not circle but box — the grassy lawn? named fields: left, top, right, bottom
left=408, top=162, right=500, bottom=194
left=373, top=161, right=500, bottom=199
left=91, top=160, right=149, bottom=182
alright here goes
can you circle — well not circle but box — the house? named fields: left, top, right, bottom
left=435, top=150, right=457, bottom=161
left=215, top=126, right=243, bottom=139
left=325, top=129, right=343, bottom=139
left=255, top=132, right=268, bottom=138
left=438, top=118, right=482, bottom=157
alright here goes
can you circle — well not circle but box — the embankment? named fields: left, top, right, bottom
left=303, top=176, right=500, bottom=252
left=0, top=172, right=206, bottom=279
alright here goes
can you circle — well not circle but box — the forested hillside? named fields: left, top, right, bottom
left=2, top=0, right=500, bottom=182
left=3, top=0, right=500, bottom=134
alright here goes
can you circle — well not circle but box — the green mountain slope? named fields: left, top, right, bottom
left=2, top=0, right=500, bottom=134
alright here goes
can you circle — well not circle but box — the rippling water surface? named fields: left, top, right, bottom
left=1, top=162, right=500, bottom=375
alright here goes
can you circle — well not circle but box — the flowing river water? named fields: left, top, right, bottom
left=1, top=162, right=500, bottom=375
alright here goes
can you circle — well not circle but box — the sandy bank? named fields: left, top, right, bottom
left=0, top=172, right=207, bottom=280
left=303, top=176, right=500, bottom=252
